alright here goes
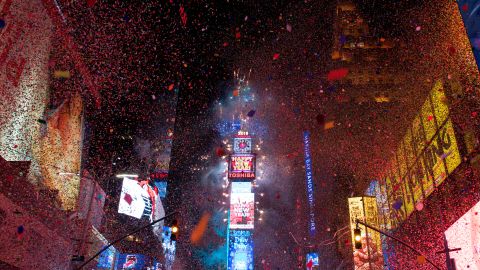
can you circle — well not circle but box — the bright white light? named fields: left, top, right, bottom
left=59, top=172, right=79, bottom=176
left=260, top=210, right=264, bottom=214
left=260, top=193, right=264, bottom=197
left=116, top=174, right=138, bottom=179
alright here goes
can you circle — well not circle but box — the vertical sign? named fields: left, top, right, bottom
left=348, top=197, right=384, bottom=270
left=303, top=131, right=316, bottom=237
left=228, top=230, right=254, bottom=270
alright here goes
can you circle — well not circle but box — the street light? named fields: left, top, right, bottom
left=353, top=226, right=362, bottom=249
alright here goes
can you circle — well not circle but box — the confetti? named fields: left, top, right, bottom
left=190, top=212, right=211, bottom=245
left=53, top=70, right=71, bottom=78
left=327, top=68, right=349, bottom=81
left=0, top=19, right=5, bottom=29
left=247, top=110, right=256, bottom=117
left=286, top=23, right=292, bottom=32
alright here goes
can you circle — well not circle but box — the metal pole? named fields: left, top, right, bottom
left=77, top=211, right=178, bottom=269
left=356, top=219, right=441, bottom=270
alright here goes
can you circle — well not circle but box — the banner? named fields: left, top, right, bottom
left=229, top=193, right=254, bottom=230
left=348, top=197, right=384, bottom=270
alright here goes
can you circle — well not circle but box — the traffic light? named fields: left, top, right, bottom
left=171, top=219, right=179, bottom=241
left=354, top=228, right=362, bottom=249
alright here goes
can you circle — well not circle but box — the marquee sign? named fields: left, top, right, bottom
left=228, top=154, right=256, bottom=179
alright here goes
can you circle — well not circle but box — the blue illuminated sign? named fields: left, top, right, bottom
left=228, top=230, right=254, bottom=270
left=306, top=252, right=319, bottom=266
left=303, top=131, right=316, bottom=236
left=457, top=1, right=480, bottom=71
left=153, top=181, right=167, bottom=198
left=97, top=246, right=116, bottom=268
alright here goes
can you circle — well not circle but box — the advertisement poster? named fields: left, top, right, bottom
left=115, top=253, right=156, bottom=270
left=228, top=230, right=254, bottom=270
left=230, top=193, right=255, bottom=229
left=348, top=197, right=384, bottom=270
left=445, top=200, right=480, bottom=270
left=228, top=154, right=256, bottom=179
left=233, top=137, right=252, bottom=154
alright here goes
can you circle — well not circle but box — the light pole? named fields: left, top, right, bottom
left=355, top=219, right=441, bottom=270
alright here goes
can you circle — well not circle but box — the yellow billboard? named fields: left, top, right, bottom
left=349, top=197, right=384, bottom=270
left=379, top=80, right=462, bottom=229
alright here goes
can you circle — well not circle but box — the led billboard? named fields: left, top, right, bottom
left=445, top=200, right=480, bottom=270
left=118, top=178, right=165, bottom=230
left=228, top=230, right=254, bottom=270
left=230, top=193, right=255, bottom=229
left=97, top=246, right=116, bottom=269
left=380, top=80, right=462, bottom=228
left=162, top=226, right=177, bottom=267
left=231, top=182, right=252, bottom=193
left=306, top=253, right=319, bottom=267
left=233, top=137, right=252, bottom=154
left=228, top=154, right=256, bottom=179
left=348, top=197, right=384, bottom=270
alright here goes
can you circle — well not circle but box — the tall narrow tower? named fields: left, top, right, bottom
left=227, top=130, right=255, bottom=270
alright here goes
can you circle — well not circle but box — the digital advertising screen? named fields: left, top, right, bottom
left=228, top=154, right=256, bottom=179
left=115, top=253, right=159, bottom=270
left=348, top=197, right=384, bottom=270
left=97, top=246, right=116, bottom=269
left=118, top=178, right=164, bottom=226
left=445, top=200, right=480, bottom=270
left=231, top=182, right=252, bottom=193
left=228, top=230, right=254, bottom=270
left=233, top=137, right=252, bottom=154
left=162, top=226, right=177, bottom=267
left=153, top=181, right=167, bottom=198
left=306, top=253, right=319, bottom=267
left=230, top=193, right=255, bottom=229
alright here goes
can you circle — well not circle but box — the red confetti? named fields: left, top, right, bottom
left=235, top=32, right=241, bottom=39
left=168, top=83, right=175, bottom=91
left=427, top=115, right=434, bottom=121
left=472, top=111, right=478, bottom=118
left=223, top=42, right=229, bottom=47
left=86, top=0, right=97, bottom=7
left=273, top=53, right=280, bottom=60
left=123, top=193, right=133, bottom=205
left=327, top=68, right=349, bottom=81
left=462, top=4, right=468, bottom=12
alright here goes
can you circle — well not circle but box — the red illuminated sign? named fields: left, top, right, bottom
left=228, top=154, right=256, bottom=179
